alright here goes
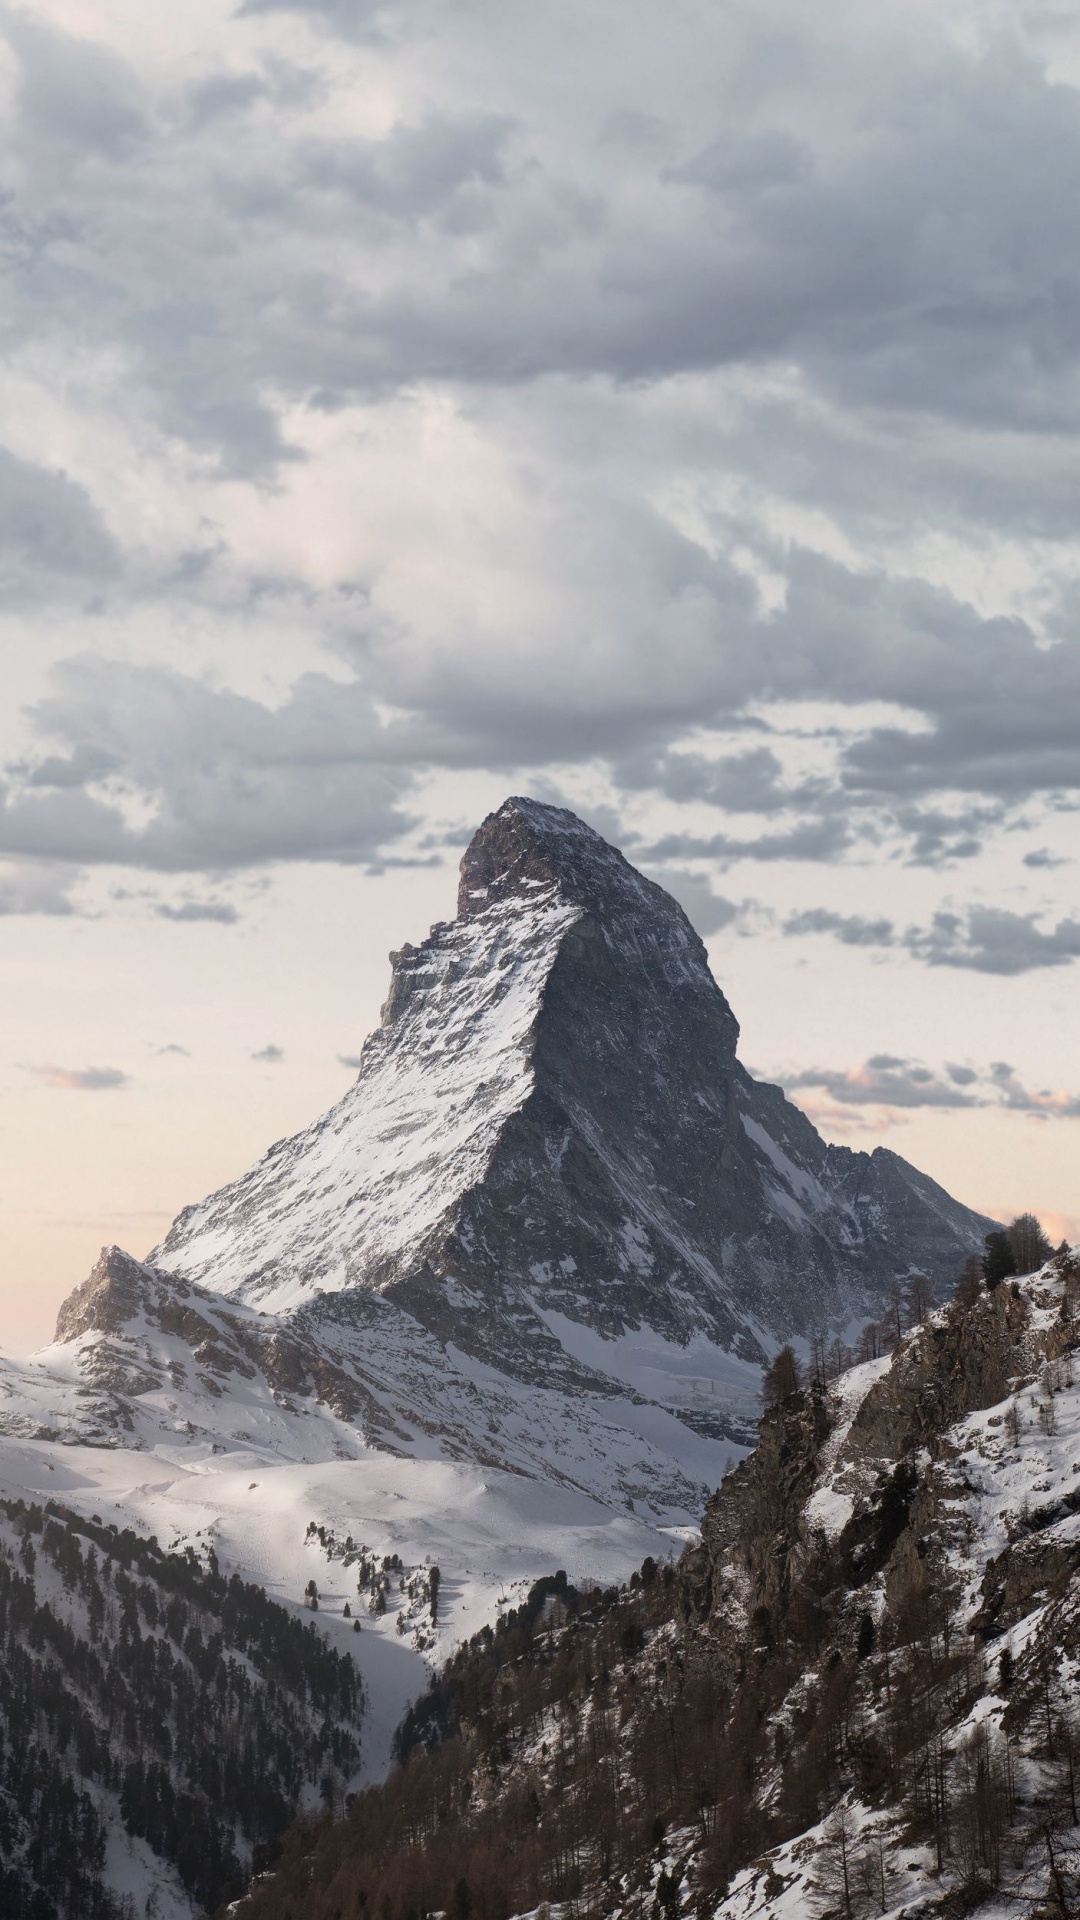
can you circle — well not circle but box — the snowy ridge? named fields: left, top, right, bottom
left=152, top=882, right=582, bottom=1310
left=1, top=1250, right=732, bottom=1517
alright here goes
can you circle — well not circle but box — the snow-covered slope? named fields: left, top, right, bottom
left=150, top=879, right=581, bottom=1315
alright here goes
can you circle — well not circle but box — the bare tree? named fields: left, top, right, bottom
left=853, top=1829, right=891, bottom=1916
left=827, top=1336, right=852, bottom=1381
left=761, top=1345, right=802, bottom=1409
left=904, top=1272, right=932, bottom=1325
left=1007, top=1212, right=1053, bottom=1277
left=953, top=1255, right=983, bottom=1310
left=855, top=1321, right=885, bottom=1363
left=813, top=1806, right=858, bottom=1919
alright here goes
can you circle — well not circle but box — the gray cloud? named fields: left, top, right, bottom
left=783, top=1055, right=1080, bottom=1120
left=296, top=112, right=515, bottom=220
left=236, top=0, right=393, bottom=34
left=669, top=129, right=811, bottom=197
left=784, top=908, right=895, bottom=948
left=4, top=3, right=1080, bottom=463
left=26, top=1064, right=129, bottom=1091
left=337, top=1053, right=364, bottom=1068
left=0, top=862, right=80, bottom=917
left=0, top=449, right=119, bottom=600
left=251, top=1044, right=284, bottom=1062
left=988, top=1061, right=1080, bottom=1119
left=906, top=908, right=1080, bottom=975
left=155, top=901, right=239, bottom=924
left=0, top=0, right=1078, bottom=913
left=642, top=815, right=855, bottom=868
left=7, top=11, right=146, bottom=162
left=785, top=1055, right=980, bottom=1110
left=783, top=902, right=1080, bottom=975
left=617, top=746, right=826, bottom=816
left=0, top=658, right=415, bottom=873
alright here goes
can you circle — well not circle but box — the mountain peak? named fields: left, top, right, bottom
left=72, top=797, right=993, bottom=1469
left=457, top=796, right=674, bottom=923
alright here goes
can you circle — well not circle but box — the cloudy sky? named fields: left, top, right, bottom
left=2, top=0, right=1080, bottom=1348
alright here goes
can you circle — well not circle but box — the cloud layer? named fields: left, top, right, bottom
left=784, top=904, right=1080, bottom=975
left=783, top=1056, right=1080, bottom=1127
left=0, top=0, right=1077, bottom=973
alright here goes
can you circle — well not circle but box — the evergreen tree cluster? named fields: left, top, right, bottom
left=982, top=1211, right=1055, bottom=1288
left=302, top=1526, right=438, bottom=1647
left=0, top=1499, right=365, bottom=1919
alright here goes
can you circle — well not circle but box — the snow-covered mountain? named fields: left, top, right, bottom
left=152, top=797, right=991, bottom=1379
left=0, top=799, right=989, bottom=1510
left=0, top=796, right=1005, bottom=1918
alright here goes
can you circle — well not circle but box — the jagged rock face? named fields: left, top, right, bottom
left=54, top=1244, right=156, bottom=1343
left=150, top=796, right=992, bottom=1390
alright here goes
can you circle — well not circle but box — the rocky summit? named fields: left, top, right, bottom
left=152, top=796, right=990, bottom=1390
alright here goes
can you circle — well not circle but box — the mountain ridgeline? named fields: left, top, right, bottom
left=0, top=798, right=994, bottom=1522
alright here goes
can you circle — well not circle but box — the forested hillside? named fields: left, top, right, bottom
left=229, top=1238, right=1080, bottom=1920
left=0, top=1501, right=364, bottom=1920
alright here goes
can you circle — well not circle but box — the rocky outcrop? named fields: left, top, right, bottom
left=694, top=1381, right=834, bottom=1624
left=54, top=1244, right=157, bottom=1342
left=840, top=1282, right=1032, bottom=1471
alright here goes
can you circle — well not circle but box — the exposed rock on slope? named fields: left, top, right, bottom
left=153, top=797, right=990, bottom=1386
